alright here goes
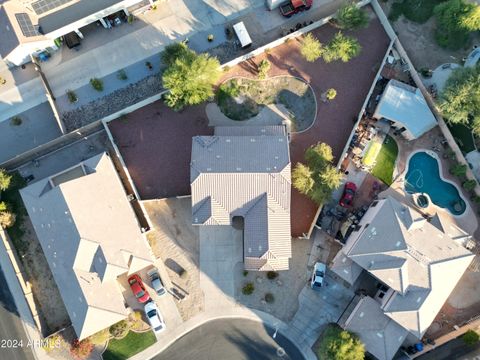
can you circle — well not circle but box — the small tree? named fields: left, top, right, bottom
left=89, top=78, right=103, bottom=92
left=450, top=163, right=467, bottom=177
left=300, top=33, right=323, bottom=62
left=116, top=69, right=128, bottom=81
left=336, top=2, right=369, bottom=30
left=463, top=330, right=480, bottom=345
left=0, top=211, right=16, bottom=229
left=161, top=42, right=191, bottom=67
left=316, top=325, right=365, bottom=360
left=323, top=32, right=361, bottom=63
left=0, top=169, right=11, bottom=191
left=463, top=179, right=477, bottom=191
left=439, top=66, right=480, bottom=134
left=257, top=59, right=271, bottom=80
left=434, top=0, right=478, bottom=49
left=292, top=163, right=315, bottom=195
left=162, top=43, right=221, bottom=110
left=109, top=320, right=129, bottom=339
left=10, top=116, right=22, bottom=126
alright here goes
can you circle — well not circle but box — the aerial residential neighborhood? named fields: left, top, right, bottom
left=1, top=1, right=480, bottom=360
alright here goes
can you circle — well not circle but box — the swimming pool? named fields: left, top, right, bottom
left=404, top=151, right=466, bottom=215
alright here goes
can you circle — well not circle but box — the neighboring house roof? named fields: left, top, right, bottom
left=190, top=126, right=292, bottom=271
left=20, top=153, right=153, bottom=339
left=0, top=5, right=20, bottom=58
left=333, top=197, right=473, bottom=340
left=38, top=0, right=124, bottom=34
left=373, top=79, right=437, bottom=138
left=343, top=296, right=409, bottom=360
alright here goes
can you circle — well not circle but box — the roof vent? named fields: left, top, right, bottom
left=258, top=245, right=262, bottom=251
left=416, top=296, right=422, bottom=303
left=376, top=333, right=383, bottom=338
left=248, top=247, right=252, bottom=253
left=207, top=168, right=212, bottom=171
left=359, top=312, right=364, bottom=318
left=236, top=167, right=242, bottom=171
left=226, top=139, right=231, bottom=142
left=216, top=155, right=221, bottom=159
left=395, top=241, right=401, bottom=247
left=278, top=138, right=283, bottom=142
left=250, top=138, right=256, bottom=142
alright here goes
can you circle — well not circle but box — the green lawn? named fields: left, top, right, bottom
left=371, top=136, right=399, bottom=186
left=103, top=331, right=156, bottom=360
left=447, top=122, right=476, bottom=153
left=389, top=0, right=446, bottom=23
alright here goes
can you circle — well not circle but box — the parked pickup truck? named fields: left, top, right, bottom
left=279, top=0, right=313, bottom=17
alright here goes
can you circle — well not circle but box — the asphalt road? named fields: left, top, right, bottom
left=0, top=266, right=34, bottom=360
left=155, top=318, right=305, bottom=360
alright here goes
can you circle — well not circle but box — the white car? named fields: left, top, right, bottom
left=147, top=268, right=166, bottom=296
left=144, top=301, right=166, bottom=334
left=310, top=262, right=327, bottom=291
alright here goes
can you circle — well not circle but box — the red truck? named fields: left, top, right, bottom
left=279, top=0, right=313, bottom=17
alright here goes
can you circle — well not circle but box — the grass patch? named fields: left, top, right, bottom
left=389, top=0, right=446, bottom=23
left=103, top=331, right=156, bottom=360
left=371, top=136, right=399, bottom=186
left=448, top=122, right=476, bottom=153
left=362, top=141, right=382, bottom=167
left=2, top=173, right=28, bottom=256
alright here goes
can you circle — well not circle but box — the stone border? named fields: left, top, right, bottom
left=217, top=75, right=318, bottom=134
left=399, top=149, right=470, bottom=218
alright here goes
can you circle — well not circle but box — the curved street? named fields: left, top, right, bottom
left=154, top=318, right=305, bottom=360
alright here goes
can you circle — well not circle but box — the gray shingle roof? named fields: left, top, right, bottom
left=20, top=153, right=153, bottom=339
left=338, top=197, right=474, bottom=339
left=191, top=126, right=291, bottom=271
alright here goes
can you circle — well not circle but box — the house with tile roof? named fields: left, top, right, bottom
left=20, top=152, right=154, bottom=339
left=190, top=125, right=292, bottom=271
left=332, top=196, right=474, bottom=360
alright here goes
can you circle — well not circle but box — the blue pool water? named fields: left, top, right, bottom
left=405, top=152, right=466, bottom=215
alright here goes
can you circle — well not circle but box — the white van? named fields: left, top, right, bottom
left=233, top=21, right=252, bottom=49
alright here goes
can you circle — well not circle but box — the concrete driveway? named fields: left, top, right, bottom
left=199, top=226, right=243, bottom=311
left=289, top=273, right=355, bottom=349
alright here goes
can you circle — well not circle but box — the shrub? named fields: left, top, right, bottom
left=145, top=61, right=153, bottom=70
left=265, top=293, right=275, bottom=303
left=242, top=282, right=255, bottom=295
left=127, top=14, right=135, bottom=24
left=88, top=328, right=110, bottom=345
left=66, top=90, right=78, bottom=103
left=267, top=271, right=279, bottom=280
left=323, top=32, right=361, bottom=63
left=10, top=116, right=22, bottom=126
left=326, top=88, right=337, bottom=100
left=300, top=33, right=323, bottom=62
left=89, top=78, right=104, bottom=92
left=116, top=69, right=128, bottom=81
left=257, top=59, right=271, bottom=80
left=0, top=202, right=7, bottom=212
left=243, top=270, right=248, bottom=277
left=0, top=211, right=15, bottom=229
left=336, top=2, right=369, bottom=30
left=43, top=333, right=66, bottom=352
left=109, top=320, right=129, bottom=339
left=463, top=179, right=477, bottom=191
left=450, top=163, right=467, bottom=177
left=70, top=339, right=93, bottom=360
left=463, top=330, right=480, bottom=345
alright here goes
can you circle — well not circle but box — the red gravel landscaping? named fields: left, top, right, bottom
left=108, top=103, right=212, bottom=199
left=109, top=16, right=390, bottom=236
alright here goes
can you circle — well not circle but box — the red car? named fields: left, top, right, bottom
left=128, top=274, right=150, bottom=303
left=339, top=182, right=357, bottom=208
left=279, top=0, right=313, bottom=17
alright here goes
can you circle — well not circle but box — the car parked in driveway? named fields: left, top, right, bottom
left=339, top=182, right=357, bottom=208
left=310, top=262, right=326, bottom=290
left=144, top=301, right=166, bottom=334
left=147, top=268, right=166, bottom=296
left=128, top=274, right=150, bottom=303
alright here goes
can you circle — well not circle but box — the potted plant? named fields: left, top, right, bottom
left=66, top=90, right=78, bottom=103
left=207, top=34, right=214, bottom=42
left=145, top=61, right=153, bottom=70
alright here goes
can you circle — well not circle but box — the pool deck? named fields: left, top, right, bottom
left=385, top=126, right=478, bottom=237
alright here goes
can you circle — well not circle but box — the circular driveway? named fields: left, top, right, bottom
left=154, top=318, right=305, bottom=360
